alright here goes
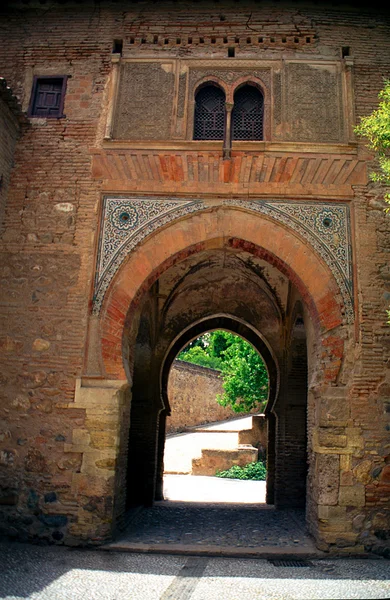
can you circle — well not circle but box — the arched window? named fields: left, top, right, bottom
left=193, top=84, right=225, bottom=140
left=232, top=85, right=264, bottom=140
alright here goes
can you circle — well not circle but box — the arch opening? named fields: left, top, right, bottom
left=162, top=327, right=271, bottom=504
left=119, top=243, right=311, bottom=517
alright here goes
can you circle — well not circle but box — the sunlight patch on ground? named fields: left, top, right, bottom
left=163, top=474, right=266, bottom=504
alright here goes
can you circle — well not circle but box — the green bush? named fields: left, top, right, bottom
left=215, top=461, right=267, bottom=481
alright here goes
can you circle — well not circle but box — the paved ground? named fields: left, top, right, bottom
left=124, top=419, right=313, bottom=558
left=0, top=541, right=389, bottom=600
left=107, top=502, right=317, bottom=557
left=3, top=417, right=387, bottom=599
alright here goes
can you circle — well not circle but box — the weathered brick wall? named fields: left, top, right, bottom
left=0, top=0, right=388, bottom=551
left=0, top=83, right=20, bottom=235
left=0, top=3, right=113, bottom=543
left=167, top=361, right=233, bottom=433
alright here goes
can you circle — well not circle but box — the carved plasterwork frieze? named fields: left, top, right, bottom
left=113, top=63, right=175, bottom=140
left=93, top=196, right=353, bottom=322
left=284, top=62, right=344, bottom=143
left=188, top=68, right=271, bottom=94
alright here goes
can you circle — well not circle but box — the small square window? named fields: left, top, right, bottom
left=28, top=76, right=68, bottom=118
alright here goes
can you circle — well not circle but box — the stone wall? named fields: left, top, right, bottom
left=167, top=361, right=234, bottom=433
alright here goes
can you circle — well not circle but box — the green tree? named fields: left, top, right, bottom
left=208, top=329, right=229, bottom=358
left=177, top=330, right=269, bottom=413
left=216, top=332, right=268, bottom=413
left=355, top=80, right=390, bottom=204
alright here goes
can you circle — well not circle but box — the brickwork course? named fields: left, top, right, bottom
left=0, top=0, right=389, bottom=556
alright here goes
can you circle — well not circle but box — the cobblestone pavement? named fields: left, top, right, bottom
left=0, top=541, right=389, bottom=599
left=111, top=503, right=313, bottom=551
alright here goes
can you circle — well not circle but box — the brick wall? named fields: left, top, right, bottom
left=0, top=82, right=20, bottom=235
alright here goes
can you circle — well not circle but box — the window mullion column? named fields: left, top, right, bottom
left=223, top=102, right=234, bottom=160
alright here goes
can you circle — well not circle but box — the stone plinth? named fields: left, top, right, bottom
left=192, top=445, right=259, bottom=476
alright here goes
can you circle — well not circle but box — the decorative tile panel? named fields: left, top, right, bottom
left=93, top=196, right=353, bottom=322
left=93, top=196, right=205, bottom=313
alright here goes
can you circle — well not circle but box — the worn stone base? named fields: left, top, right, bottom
left=192, top=446, right=259, bottom=476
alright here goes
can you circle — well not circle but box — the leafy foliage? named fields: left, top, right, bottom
left=216, top=332, right=268, bottom=413
left=177, top=345, right=223, bottom=370
left=177, top=330, right=269, bottom=413
left=355, top=80, right=390, bottom=204
left=215, top=461, right=267, bottom=480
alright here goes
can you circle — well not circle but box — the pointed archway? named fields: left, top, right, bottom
left=82, top=204, right=350, bottom=549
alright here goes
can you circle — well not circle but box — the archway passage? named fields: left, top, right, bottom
left=94, top=206, right=346, bottom=548
left=122, top=244, right=309, bottom=514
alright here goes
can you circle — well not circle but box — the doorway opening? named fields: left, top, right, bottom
left=164, top=329, right=270, bottom=504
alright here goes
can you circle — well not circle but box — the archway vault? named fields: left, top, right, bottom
left=94, top=200, right=348, bottom=380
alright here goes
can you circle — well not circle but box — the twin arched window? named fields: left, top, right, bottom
left=193, top=83, right=264, bottom=141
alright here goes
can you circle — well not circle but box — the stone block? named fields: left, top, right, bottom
left=345, top=427, right=364, bottom=449
left=321, top=506, right=347, bottom=519
left=80, top=449, right=116, bottom=476
left=372, top=511, right=390, bottom=529
left=238, top=415, right=267, bottom=448
left=71, top=473, right=114, bottom=497
left=10, top=394, right=31, bottom=411
left=316, top=454, right=340, bottom=505
left=24, top=449, right=45, bottom=472
left=32, top=338, right=50, bottom=352
left=72, top=429, right=91, bottom=446
left=340, top=471, right=354, bottom=486
left=353, top=460, right=372, bottom=484
left=74, top=379, right=128, bottom=409
left=339, top=484, right=365, bottom=507
left=57, top=453, right=82, bottom=472
left=340, top=454, right=352, bottom=471
left=321, top=531, right=360, bottom=545
left=89, top=431, right=117, bottom=449
left=318, top=429, right=347, bottom=448
left=95, top=458, right=116, bottom=470
left=352, top=514, right=366, bottom=532
left=319, top=396, right=350, bottom=427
